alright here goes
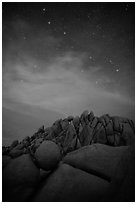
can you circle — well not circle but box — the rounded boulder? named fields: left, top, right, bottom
left=34, top=141, right=61, bottom=170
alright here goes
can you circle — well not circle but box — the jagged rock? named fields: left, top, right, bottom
left=2, top=155, right=11, bottom=169
left=10, top=140, right=19, bottom=149
left=121, top=123, right=134, bottom=145
left=60, top=119, right=69, bottom=130
left=112, top=116, right=129, bottom=133
left=63, top=124, right=77, bottom=153
left=80, top=110, right=89, bottom=126
left=101, top=114, right=110, bottom=125
left=24, top=136, right=30, bottom=141
left=72, top=116, right=80, bottom=134
left=52, top=120, right=62, bottom=136
left=23, top=140, right=30, bottom=148
left=79, top=125, right=93, bottom=146
left=98, top=116, right=106, bottom=127
left=15, top=143, right=25, bottom=150
left=9, top=148, right=24, bottom=158
left=128, top=119, right=135, bottom=132
left=105, top=120, right=114, bottom=135
left=34, top=138, right=43, bottom=149
left=94, top=126, right=107, bottom=144
left=37, top=125, right=45, bottom=133
left=67, top=115, right=74, bottom=122
left=3, top=154, right=40, bottom=202
left=75, top=138, right=81, bottom=149
left=69, top=137, right=77, bottom=150
left=63, top=144, right=128, bottom=181
left=2, top=110, right=135, bottom=202
left=45, top=128, right=56, bottom=140
left=34, top=141, right=61, bottom=170
left=90, top=117, right=98, bottom=129
left=33, top=163, right=109, bottom=202
left=88, top=111, right=94, bottom=122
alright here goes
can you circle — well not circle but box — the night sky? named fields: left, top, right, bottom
left=3, top=2, right=135, bottom=122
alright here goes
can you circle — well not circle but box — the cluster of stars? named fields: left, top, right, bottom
left=104, top=57, right=120, bottom=73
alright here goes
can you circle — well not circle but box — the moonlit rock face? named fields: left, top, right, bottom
left=35, top=141, right=61, bottom=170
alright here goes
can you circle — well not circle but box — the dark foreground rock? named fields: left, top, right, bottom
left=2, top=110, right=135, bottom=202
left=3, top=154, right=40, bottom=202
left=32, top=163, right=110, bottom=202
left=63, top=144, right=129, bottom=181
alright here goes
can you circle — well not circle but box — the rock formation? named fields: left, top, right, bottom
left=2, top=110, right=135, bottom=201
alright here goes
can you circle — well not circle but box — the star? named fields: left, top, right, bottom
left=63, top=31, right=66, bottom=35
left=89, top=56, right=92, bottom=60
left=109, top=59, right=113, bottom=64
left=48, top=21, right=51, bottom=25
left=116, top=69, right=120, bottom=72
left=42, top=8, right=46, bottom=11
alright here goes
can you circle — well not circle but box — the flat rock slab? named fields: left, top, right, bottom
left=33, top=163, right=109, bottom=202
left=3, top=154, right=40, bottom=202
left=63, top=144, right=128, bottom=181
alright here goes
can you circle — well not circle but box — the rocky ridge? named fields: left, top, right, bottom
left=2, top=110, right=135, bottom=201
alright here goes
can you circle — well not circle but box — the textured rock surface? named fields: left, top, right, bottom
left=2, top=110, right=135, bottom=202
left=3, top=154, right=40, bottom=202
left=63, top=144, right=128, bottom=181
left=34, top=141, right=61, bottom=170
left=33, top=163, right=109, bottom=202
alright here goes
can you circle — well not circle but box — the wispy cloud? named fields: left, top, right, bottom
left=3, top=19, right=134, bottom=119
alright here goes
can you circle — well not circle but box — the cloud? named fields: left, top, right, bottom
left=3, top=50, right=134, bottom=119
left=3, top=19, right=134, bottom=119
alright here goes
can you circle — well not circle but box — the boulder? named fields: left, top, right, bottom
left=37, top=125, right=45, bottom=133
left=90, top=117, right=98, bottom=129
left=3, top=154, right=40, bottom=202
left=108, top=144, right=135, bottom=201
left=88, top=111, right=94, bottom=122
left=34, top=141, right=61, bottom=170
left=10, top=140, right=19, bottom=149
left=122, top=123, right=134, bottom=145
left=9, top=148, right=24, bottom=158
left=107, top=134, right=115, bottom=145
left=67, top=115, right=74, bottom=122
left=33, top=163, right=109, bottom=202
left=79, top=125, right=93, bottom=146
left=102, top=114, right=110, bottom=125
left=15, top=143, right=25, bottom=150
left=63, top=124, right=76, bottom=152
left=94, top=126, right=107, bottom=144
left=52, top=121, right=62, bottom=136
left=63, top=144, right=128, bottom=181
left=80, top=110, right=89, bottom=125
left=60, top=119, right=69, bottom=130
left=105, top=121, right=114, bottom=135
left=73, top=116, right=80, bottom=129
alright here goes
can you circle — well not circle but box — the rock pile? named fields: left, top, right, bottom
left=2, top=110, right=135, bottom=202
